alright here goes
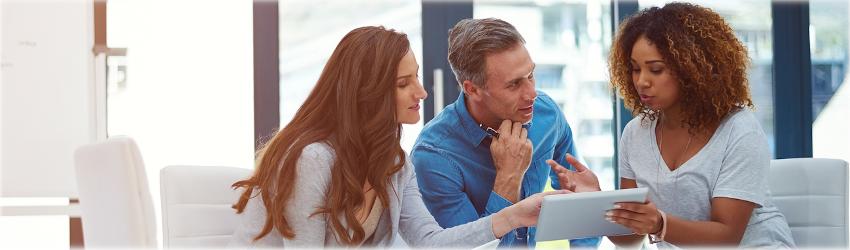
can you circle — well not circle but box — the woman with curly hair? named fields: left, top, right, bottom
left=547, top=2, right=794, bottom=248
left=227, top=26, right=564, bottom=248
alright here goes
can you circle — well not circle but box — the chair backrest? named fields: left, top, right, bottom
left=73, top=136, right=157, bottom=247
left=160, top=165, right=251, bottom=248
left=769, top=158, right=849, bottom=247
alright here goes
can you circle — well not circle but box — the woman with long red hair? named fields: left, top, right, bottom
left=228, top=26, right=563, bottom=248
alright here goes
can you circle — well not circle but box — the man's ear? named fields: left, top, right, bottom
left=462, top=80, right=482, bottom=102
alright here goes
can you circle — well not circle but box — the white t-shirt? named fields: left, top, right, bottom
left=619, top=109, right=794, bottom=248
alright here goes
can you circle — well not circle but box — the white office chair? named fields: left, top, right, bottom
left=73, top=136, right=157, bottom=248
left=769, top=158, right=849, bottom=247
left=160, top=165, right=251, bottom=248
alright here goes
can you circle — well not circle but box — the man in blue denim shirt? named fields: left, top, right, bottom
left=411, top=18, right=600, bottom=248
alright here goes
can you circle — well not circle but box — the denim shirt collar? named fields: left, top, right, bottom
left=452, top=93, right=536, bottom=149
left=453, top=93, right=492, bottom=148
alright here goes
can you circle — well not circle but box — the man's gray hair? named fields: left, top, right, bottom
left=447, top=18, right=525, bottom=89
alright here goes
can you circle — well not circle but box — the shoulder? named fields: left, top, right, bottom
left=300, top=142, right=335, bottom=164
left=410, top=143, right=457, bottom=169
left=417, top=106, right=458, bottom=142
left=409, top=144, right=465, bottom=183
left=622, top=115, right=652, bottom=140
left=722, top=109, right=764, bottom=135
left=536, top=91, right=558, bottom=106
left=717, top=109, right=769, bottom=151
left=415, top=103, right=467, bottom=152
left=418, top=121, right=453, bottom=143
left=302, top=141, right=334, bottom=156
left=296, top=142, right=335, bottom=179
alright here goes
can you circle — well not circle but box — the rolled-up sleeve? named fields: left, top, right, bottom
left=485, top=191, right=513, bottom=216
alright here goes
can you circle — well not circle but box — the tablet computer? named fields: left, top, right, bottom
left=535, top=188, right=649, bottom=241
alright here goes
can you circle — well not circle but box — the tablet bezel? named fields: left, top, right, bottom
left=535, top=187, right=649, bottom=242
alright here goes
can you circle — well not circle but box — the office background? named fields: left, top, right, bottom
left=0, top=0, right=847, bottom=248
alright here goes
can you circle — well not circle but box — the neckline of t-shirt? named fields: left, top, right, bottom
left=649, top=110, right=741, bottom=173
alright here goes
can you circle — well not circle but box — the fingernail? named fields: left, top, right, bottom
left=605, top=217, right=613, bottom=222
left=613, top=204, right=621, bottom=209
left=605, top=212, right=613, bottom=217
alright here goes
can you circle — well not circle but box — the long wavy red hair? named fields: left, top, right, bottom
left=231, top=26, right=409, bottom=245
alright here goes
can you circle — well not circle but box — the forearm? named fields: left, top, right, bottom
left=608, top=234, right=644, bottom=248
left=663, top=216, right=744, bottom=246
left=493, top=173, right=523, bottom=203
left=490, top=207, right=515, bottom=238
left=401, top=172, right=498, bottom=248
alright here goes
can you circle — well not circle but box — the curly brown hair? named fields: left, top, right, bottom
left=609, top=2, right=753, bottom=134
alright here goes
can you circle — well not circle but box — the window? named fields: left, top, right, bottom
left=106, top=0, right=255, bottom=169
left=811, top=0, right=849, bottom=163
left=106, top=0, right=255, bottom=244
left=279, top=0, right=423, bottom=151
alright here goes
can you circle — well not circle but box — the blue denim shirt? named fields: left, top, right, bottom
left=411, top=92, right=600, bottom=248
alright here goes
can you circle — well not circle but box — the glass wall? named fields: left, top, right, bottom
left=811, top=0, right=850, bottom=163
left=639, top=0, right=776, bottom=154
left=474, top=0, right=616, bottom=191
left=279, top=0, right=423, bottom=151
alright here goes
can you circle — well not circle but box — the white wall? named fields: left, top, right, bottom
left=1, top=0, right=4, bottom=190
left=105, top=0, right=254, bottom=246
left=1, top=0, right=95, bottom=198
